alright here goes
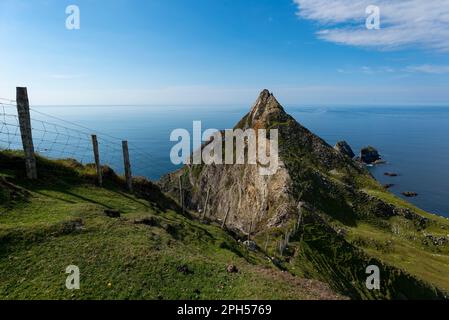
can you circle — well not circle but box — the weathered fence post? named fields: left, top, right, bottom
left=264, top=234, right=269, bottom=252
left=221, top=207, right=230, bottom=229
left=91, top=135, right=102, bottom=187
left=122, top=141, right=133, bottom=191
left=178, top=175, right=184, bottom=214
left=16, top=87, right=37, bottom=179
left=201, top=188, right=210, bottom=220
left=248, top=218, right=253, bottom=242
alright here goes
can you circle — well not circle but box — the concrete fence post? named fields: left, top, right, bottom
left=16, top=87, right=37, bottom=179
left=122, top=141, right=133, bottom=191
left=91, top=135, right=102, bottom=187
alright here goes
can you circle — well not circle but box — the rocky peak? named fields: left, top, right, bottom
left=237, top=90, right=288, bottom=129
left=158, top=90, right=446, bottom=300
left=161, top=90, right=361, bottom=234
left=233, top=90, right=353, bottom=170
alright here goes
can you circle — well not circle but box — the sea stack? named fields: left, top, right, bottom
left=334, top=141, right=355, bottom=159
left=360, top=146, right=381, bottom=164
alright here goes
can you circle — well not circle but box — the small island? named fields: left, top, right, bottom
left=402, top=192, right=419, bottom=198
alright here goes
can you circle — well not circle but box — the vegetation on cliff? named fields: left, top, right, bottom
left=1, top=90, right=448, bottom=300
left=0, top=150, right=341, bottom=300
left=160, top=90, right=449, bottom=299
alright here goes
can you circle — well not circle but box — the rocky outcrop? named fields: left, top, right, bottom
left=159, top=90, right=444, bottom=299
left=423, top=233, right=449, bottom=247
left=159, top=90, right=365, bottom=235
left=160, top=89, right=435, bottom=235
left=354, top=191, right=429, bottom=229
left=402, top=192, right=418, bottom=198
left=360, top=146, right=381, bottom=164
left=385, top=172, right=399, bottom=177
left=334, top=141, right=355, bottom=159
left=159, top=90, right=430, bottom=234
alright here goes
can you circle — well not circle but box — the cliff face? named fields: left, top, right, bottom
left=159, top=90, right=448, bottom=299
left=335, top=141, right=356, bottom=159
left=160, top=89, right=370, bottom=234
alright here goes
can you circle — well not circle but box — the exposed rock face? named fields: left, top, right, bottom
left=423, top=233, right=449, bottom=247
left=160, top=89, right=365, bottom=234
left=360, top=146, right=381, bottom=164
left=159, top=89, right=445, bottom=299
left=334, top=141, right=355, bottom=159
left=159, top=90, right=424, bottom=235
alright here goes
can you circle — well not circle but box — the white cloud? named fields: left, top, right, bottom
left=405, top=64, right=449, bottom=74
left=294, top=0, right=449, bottom=51
left=337, top=64, right=449, bottom=75
left=361, top=66, right=373, bottom=74
left=336, top=66, right=397, bottom=74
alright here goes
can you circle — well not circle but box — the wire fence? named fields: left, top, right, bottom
left=0, top=97, right=170, bottom=180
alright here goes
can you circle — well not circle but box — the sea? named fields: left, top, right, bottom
left=17, top=104, right=449, bottom=218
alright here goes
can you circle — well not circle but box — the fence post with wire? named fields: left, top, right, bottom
left=122, top=140, right=133, bottom=191
left=16, top=87, right=38, bottom=179
left=91, top=134, right=103, bottom=187
left=0, top=87, right=164, bottom=192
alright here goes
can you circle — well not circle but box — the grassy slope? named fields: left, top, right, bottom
left=0, top=151, right=341, bottom=300
left=351, top=186, right=449, bottom=292
left=162, top=118, right=449, bottom=299
left=250, top=120, right=449, bottom=298
left=298, top=165, right=449, bottom=296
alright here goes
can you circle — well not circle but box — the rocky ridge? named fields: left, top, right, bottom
left=159, top=90, right=447, bottom=299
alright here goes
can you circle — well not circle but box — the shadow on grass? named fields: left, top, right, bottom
left=32, top=190, right=78, bottom=204
left=0, top=150, right=181, bottom=214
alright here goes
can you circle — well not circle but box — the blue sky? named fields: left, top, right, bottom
left=1, top=0, right=449, bottom=106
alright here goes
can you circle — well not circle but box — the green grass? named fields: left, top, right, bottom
left=2, top=150, right=448, bottom=300
left=314, top=161, right=449, bottom=294
left=346, top=220, right=449, bottom=292
left=0, top=151, right=340, bottom=300
left=277, top=209, right=445, bottom=300
left=349, top=183, right=449, bottom=292
left=255, top=145, right=449, bottom=299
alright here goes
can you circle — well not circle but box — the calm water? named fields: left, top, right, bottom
left=27, top=105, right=449, bottom=218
